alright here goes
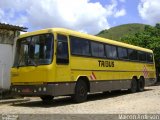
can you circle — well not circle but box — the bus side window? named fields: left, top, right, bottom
left=105, top=45, right=117, bottom=59
left=56, top=34, right=69, bottom=64
left=118, top=47, right=128, bottom=60
left=147, top=53, right=153, bottom=63
left=138, top=51, right=146, bottom=62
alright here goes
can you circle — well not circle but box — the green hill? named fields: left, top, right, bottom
left=97, top=23, right=147, bottom=41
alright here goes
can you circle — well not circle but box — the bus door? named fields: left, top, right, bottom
left=56, top=34, right=70, bottom=82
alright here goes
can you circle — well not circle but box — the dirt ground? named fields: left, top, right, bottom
left=0, top=85, right=160, bottom=114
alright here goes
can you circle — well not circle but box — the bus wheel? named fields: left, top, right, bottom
left=40, top=95, right=54, bottom=102
left=130, top=77, right=137, bottom=93
left=137, top=77, right=145, bottom=92
left=73, top=80, right=88, bottom=103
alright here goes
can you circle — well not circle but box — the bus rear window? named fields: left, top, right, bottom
left=14, top=34, right=53, bottom=67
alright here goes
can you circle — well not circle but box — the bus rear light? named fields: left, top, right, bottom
left=43, top=87, right=46, bottom=92
left=34, top=89, right=37, bottom=93
left=15, top=88, right=17, bottom=92
left=38, top=87, right=42, bottom=92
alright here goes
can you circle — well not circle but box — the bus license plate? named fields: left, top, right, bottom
left=22, top=88, right=31, bottom=93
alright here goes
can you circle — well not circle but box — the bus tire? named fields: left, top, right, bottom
left=130, top=77, right=137, bottom=93
left=40, top=95, right=54, bottom=102
left=73, top=80, right=88, bottom=103
left=137, top=77, right=145, bottom=92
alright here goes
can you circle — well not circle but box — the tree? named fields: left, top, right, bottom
left=120, top=24, right=160, bottom=67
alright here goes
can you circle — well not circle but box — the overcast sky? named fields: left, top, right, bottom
left=0, top=0, right=160, bottom=34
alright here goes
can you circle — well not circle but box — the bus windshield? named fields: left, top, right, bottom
left=13, top=33, right=53, bottom=67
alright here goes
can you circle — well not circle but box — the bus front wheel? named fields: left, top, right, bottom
left=130, top=78, right=137, bottom=93
left=72, top=80, right=88, bottom=103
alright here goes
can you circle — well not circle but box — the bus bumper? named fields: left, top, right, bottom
left=10, top=83, right=75, bottom=97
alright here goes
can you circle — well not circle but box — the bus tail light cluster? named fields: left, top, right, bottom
left=37, top=87, right=46, bottom=92
left=43, top=87, right=46, bottom=92
left=11, top=86, right=47, bottom=93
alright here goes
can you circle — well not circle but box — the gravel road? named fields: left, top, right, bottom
left=0, top=85, right=160, bottom=114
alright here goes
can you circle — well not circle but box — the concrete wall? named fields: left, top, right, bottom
left=0, top=44, right=13, bottom=89
left=0, top=29, right=19, bottom=90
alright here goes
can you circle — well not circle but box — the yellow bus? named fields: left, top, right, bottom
left=11, top=28, right=156, bottom=103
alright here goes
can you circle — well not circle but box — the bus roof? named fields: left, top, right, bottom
left=19, top=28, right=153, bottom=53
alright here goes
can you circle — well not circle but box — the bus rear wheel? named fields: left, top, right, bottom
left=73, top=80, right=88, bottom=103
left=130, top=77, right=137, bottom=93
left=137, top=77, right=145, bottom=92
left=40, top=95, right=54, bottom=102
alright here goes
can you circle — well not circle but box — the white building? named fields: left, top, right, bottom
left=0, top=23, right=27, bottom=91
